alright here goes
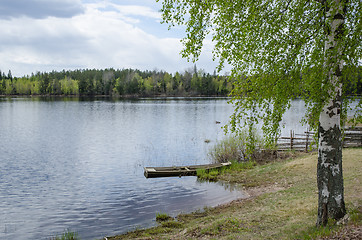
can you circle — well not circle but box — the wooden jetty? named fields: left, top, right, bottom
left=144, top=162, right=231, bottom=178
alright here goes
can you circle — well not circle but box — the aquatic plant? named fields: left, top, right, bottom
left=156, top=212, right=172, bottom=222
left=50, top=229, right=79, bottom=240
left=196, top=168, right=220, bottom=181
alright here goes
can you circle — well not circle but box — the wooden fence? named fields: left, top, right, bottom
left=343, top=127, right=362, bottom=148
left=277, top=127, right=362, bottom=152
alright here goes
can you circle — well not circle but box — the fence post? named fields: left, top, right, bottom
left=305, top=130, right=309, bottom=153
left=290, top=130, right=294, bottom=150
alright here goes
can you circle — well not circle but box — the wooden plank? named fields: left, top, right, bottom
left=279, top=137, right=310, bottom=140
left=344, top=127, right=362, bottom=131
left=144, top=162, right=231, bottom=178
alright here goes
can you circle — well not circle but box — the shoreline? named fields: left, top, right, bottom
left=0, top=94, right=231, bottom=98
left=107, top=148, right=362, bottom=240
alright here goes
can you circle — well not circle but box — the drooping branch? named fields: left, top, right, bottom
left=280, top=0, right=293, bottom=15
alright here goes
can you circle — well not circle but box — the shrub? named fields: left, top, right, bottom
left=50, top=230, right=79, bottom=240
left=209, top=127, right=269, bottom=163
left=208, top=135, right=246, bottom=163
left=208, top=126, right=301, bottom=165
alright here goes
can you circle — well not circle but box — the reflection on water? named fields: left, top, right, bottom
left=0, top=97, right=309, bottom=240
left=0, top=97, right=244, bottom=240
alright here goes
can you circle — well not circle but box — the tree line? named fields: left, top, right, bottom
left=1, top=67, right=360, bottom=97
left=0, top=67, right=233, bottom=97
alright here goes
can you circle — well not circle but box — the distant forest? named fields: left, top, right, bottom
left=0, top=67, right=360, bottom=97
left=0, top=67, right=233, bottom=97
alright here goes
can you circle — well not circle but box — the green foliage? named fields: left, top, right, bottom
left=156, top=212, right=172, bottom=222
left=228, top=160, right=256, bottom=171
left=209, top=129, right=267, bottom=163
left=158, top=0, right=362, bottom=141
left=296, top=222, right=339, bottom=240
left=50, top=230, right=79, bottom=240
left=348, top=205, right=362, bottom=224
left=158, top=2, right=360, bottom=227
left=196, top=168, right=220, bottom=181
left=196, top=161, right=256, bottom=181
left=4, top=79, right=14, bottom=95
left=60, top=77, right=79, bottom=95
left=208, top=136, right=245, bottom=163
left=0, top=68, right=231, bottom=97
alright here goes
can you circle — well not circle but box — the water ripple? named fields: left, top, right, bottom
left=0, top=98, right=268, bottom=240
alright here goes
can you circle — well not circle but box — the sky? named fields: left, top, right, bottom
left=0, top=0, right=222, bottom=77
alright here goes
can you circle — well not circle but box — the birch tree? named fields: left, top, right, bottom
left=157, top=0, right=361, bottom=226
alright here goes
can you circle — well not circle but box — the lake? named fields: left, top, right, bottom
left=0, top=97, right=308, bottom=240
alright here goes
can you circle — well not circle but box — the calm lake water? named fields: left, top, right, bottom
left=0, top=97, right=308, bottom=240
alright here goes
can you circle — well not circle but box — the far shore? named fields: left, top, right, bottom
left=0, top=93, right=231, bottom=98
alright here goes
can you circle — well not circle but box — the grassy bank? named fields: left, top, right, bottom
left=108, top=148, right=361, bottom=239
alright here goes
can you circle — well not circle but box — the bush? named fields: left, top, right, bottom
left=208, top=136, right=247, bottom=163
left=208, top=130, right=290, bottom=164
left=209, top=127, right=267, bottom=163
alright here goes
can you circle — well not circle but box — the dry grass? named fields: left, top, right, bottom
left=108, top=148, right=362, bottom=240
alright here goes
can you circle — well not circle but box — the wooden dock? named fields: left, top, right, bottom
left=144, top=162, right=231, bottom=178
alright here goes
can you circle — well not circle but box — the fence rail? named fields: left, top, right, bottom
left=343, top=127, right=362, bottom=148
left=277, top=127, right=362, bottom=152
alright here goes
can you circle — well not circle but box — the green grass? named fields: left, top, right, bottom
left=203, top=134, right=297, bottom=183
left=155, top=212, right=172, bottom=222
left=109, top=148, right=362, bottom=240
left=160, top=220, right=184, bottom=229
left=296, top=205, right=361, bottom=240
left=50, top=230, right=79, bottom=240
left=199, top=218, right=250, bottom=236
left=349, top=205, right=362, bottom=223
left=298, top=222, right=340, bottom=240
left=228, top=160, right=256, bottom=171
left=196, top=168, right=220, bottom=181
left=196, top=160, right=257, bottom=181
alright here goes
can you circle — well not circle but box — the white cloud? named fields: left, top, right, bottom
left=111, top=4, right=161, bottom=19
left=0, top=1, right=220, bottom=76
left=71, top=4, right=181, bottom=68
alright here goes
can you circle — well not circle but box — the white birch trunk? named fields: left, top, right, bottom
left=317, top=0, right=346, bottom=226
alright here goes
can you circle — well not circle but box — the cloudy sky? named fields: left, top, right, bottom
left=0, top=0, right=220, bottom=77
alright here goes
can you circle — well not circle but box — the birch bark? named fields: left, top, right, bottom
left=316, top=0, right=347, bottom=226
